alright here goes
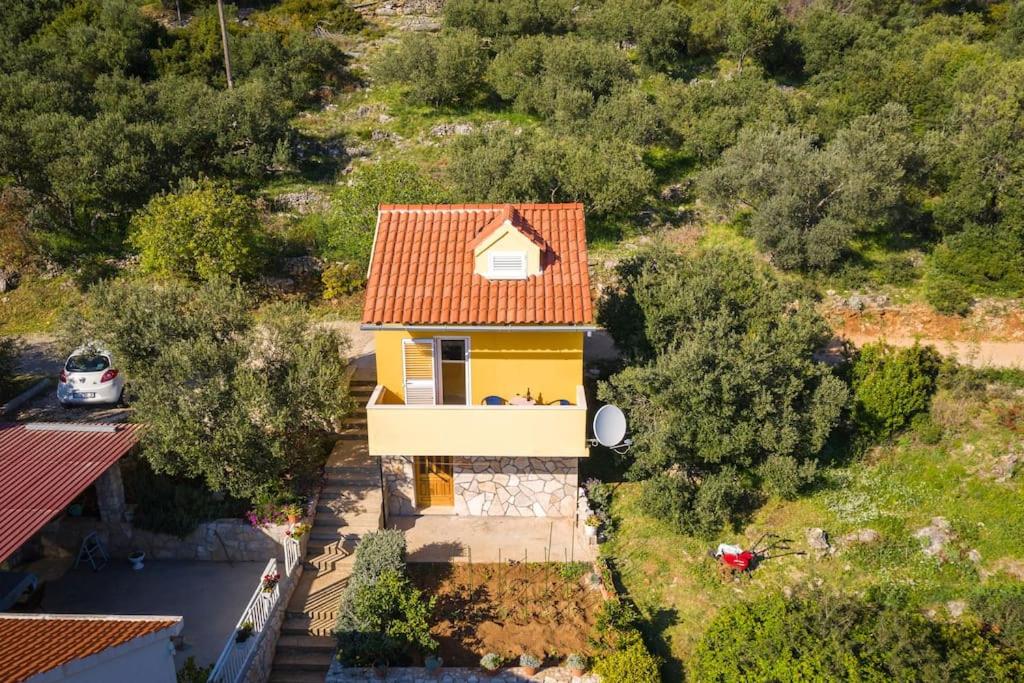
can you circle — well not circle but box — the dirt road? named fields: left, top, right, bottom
left=841, top=334, right=1024, bottom=369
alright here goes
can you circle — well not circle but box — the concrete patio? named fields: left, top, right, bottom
left=391, top=515, right=595, bottom=564
left=40, top=560, right=267, bottom=671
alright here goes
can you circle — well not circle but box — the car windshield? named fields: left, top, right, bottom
left=66, top=354, right=110, bottom=373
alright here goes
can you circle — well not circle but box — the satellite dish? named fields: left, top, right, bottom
left=592, top=404, right=628, bottom=449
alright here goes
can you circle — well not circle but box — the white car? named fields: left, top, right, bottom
left=57, top=347, right=125, bottom=407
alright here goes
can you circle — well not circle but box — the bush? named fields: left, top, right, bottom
left=971, top=583, right=1024, bottom=652
left=130, top=178, right=266, bottom=282
left=449, top=127, right=653, bottom=216
left=321, top=261, right=365, bottom=299
left=924, top=226, right=1024, bottom=307
left=689, top=590, right=1023, bottom=681
left=580, top=0, right=689, bottom=73
left=486, top=35, right=633, bottom=122
left=852, top=342, right=942, bottom=438
left=260, top=0, right=364, bottom=33
left=0, top=336, right=18, bottom=397
left=350, top=529, right=407, bottom=586
left=758, top=454, right=818, bottom=500
left=373, top=28, right=488, bottom=106
left=335, top=569, right=437, bottom=666
left=318, top=161, right=448, bottom=269
left=593, top=641, right=661, bottom=683
left=923, top=269, right=973, bottom=316
left=443, top=0, right=575, bottom=38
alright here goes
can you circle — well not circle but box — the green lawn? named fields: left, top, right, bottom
left=601, top=387, right=1024, bottom=679
left=0, top=374, right=46, bottom=404
left=0, top=275, right=80, bottom=335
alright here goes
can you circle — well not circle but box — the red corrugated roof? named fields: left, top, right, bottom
left=0, top=614, right=179, bottom=682
left=0, top=422, right=141, bottom=563
left=362, top=203, right=594, bottom=326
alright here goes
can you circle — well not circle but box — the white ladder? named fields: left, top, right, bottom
left=74, top=532, right=108, bottom=571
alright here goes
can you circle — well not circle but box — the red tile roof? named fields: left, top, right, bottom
left=0, top=422, right=141, bottom=563
left=362, top=203, right=594, bottom=326
left=0, top=614, right=180, bottom=682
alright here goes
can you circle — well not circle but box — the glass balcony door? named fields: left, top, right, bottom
left=436, top=338, right=469, bottom=405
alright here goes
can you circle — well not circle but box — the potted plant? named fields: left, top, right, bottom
left=287, top=522, right=311, bottom=540
left=128, top=550, right=145, bottom=571
left=519, top=653, right=542, bottom=676
left=282, top=503, right=303, bottom=525
left=261, top=570, right=280, bottom=593
left=235, top=621, right=254, bottom=644
left=566, top=653, right=588, bottom=676
left=425, top=653, right=443, bottom=674
left=372, top=658, right=388, bottom=679
left=584, top=515, right=600, bottom=537
left=480, top=652, right=502, bottom=675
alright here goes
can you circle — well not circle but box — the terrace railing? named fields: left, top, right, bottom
left=284, top=536, right=300, bottom=577
left=208, top=558, right=281, bottom=683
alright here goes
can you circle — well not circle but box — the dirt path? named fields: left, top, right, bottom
left=841, top=334, right=1024, bottom=369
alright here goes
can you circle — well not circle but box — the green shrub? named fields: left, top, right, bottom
left=689, top=590, right=1023, bottom=681
left=910, top=412, right=943, bottom=445
left=176, top=656, right=211, bottom=683
left=593, top=641, right=661, bottom=683
left=758, top=454, right=818, bottom=500
left=350, top=529, right=407, bottom=586
left=130, top=178, right=266, bottom=282
left=0, top=336, right=18, bottom=397
left=443, top=0, right=576, bottom=38
left=486, top=35, right=633, bottom=121
left=261, top=0, right=364, bottom=33
left=321, top=262, right=365, bottom=299
left=335, top=569, right=437, bottom=666
left=373, top=28, right=488, bottom=106
left=923, top=269, right=973, bottom=316
left=318, top=161, right=448, bottom=269
left=852, top=342, right=942, bottom=438
left=971, top=583, right=1024, bottom=651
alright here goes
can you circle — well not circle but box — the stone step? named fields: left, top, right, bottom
left=269, top=670, right=328, bottom=683
left=272, top=651, right=335, bottom=672
left=281, top=615, right=314, bottom=636
left=309, top=526, right=377, bottom=541
left=276, top=634, right=336, bottom=654
left=313, top=506, right=382, bottom=525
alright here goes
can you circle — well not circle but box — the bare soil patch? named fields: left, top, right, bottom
left=408, top=562, right=603, bottom=667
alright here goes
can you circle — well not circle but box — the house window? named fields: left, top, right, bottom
left=487, top=251, right=527, bottom=280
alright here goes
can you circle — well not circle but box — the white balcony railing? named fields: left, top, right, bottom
left=366, top=384, right=589, bottom=458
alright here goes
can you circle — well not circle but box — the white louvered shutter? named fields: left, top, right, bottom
left=488, top=252, right=527, bottom=279
left=403, top=339, right=436, bottom=405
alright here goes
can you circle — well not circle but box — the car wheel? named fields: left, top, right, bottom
left=116, top=388, right=127, bottom=407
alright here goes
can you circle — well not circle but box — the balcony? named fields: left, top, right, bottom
left=366, top=385, right=589, bottom=458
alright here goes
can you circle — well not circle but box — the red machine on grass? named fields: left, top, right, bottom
left=711, top=533, right=805, bottom=576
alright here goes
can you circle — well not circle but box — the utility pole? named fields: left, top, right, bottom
left=216, top=0, right=234, bottom=89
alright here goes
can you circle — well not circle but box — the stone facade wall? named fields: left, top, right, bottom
left=382, top=455, right=417, bottom=517
left=40, top=517, right=288, bottom=562
left=455, top=457, right=577, bottom=517
left=382, top=456, right=578, bottom=518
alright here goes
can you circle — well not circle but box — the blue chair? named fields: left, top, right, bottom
left=482, top=395, right=505, bottom=405
left=550, top=399, right=571, bottom=406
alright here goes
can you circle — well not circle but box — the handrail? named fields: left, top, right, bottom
left=284, top=536, right=300, bottom=577
left=208, top=558, right=280, bottom=683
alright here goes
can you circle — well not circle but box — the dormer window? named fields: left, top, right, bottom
left=470, top=206, right=546, bottom=281
left=488, top=251, right=528, bottom=279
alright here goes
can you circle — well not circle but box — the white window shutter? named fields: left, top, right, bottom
left=403, top=339, right=436, bottom=405
left=488, top=252, right=527, bottom=279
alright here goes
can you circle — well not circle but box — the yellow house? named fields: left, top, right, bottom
left=362, top=203, right=594, bottom=517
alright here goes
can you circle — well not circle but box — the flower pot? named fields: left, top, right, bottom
left=128, top=551, right=145, bottom=571
left=287, top=514, right=300, bottom=525
left=584, top=524, right=598, bottom=538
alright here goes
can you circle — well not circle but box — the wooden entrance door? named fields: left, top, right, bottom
left=415, top=456, right=454, bottom=507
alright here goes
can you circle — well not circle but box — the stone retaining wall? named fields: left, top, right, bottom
left=243, top=561, right=304, bottom=683
left=327, top=664, right=598, bottom=682
left=381, top=456, right=578, bottom=518
left=39, top=517, right=288, bottom=562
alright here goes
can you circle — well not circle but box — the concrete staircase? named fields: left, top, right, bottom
left=268, top=380, right=382, bottom=683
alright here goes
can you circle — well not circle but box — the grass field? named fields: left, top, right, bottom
left=601, top=383, right=1024, bottom=679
